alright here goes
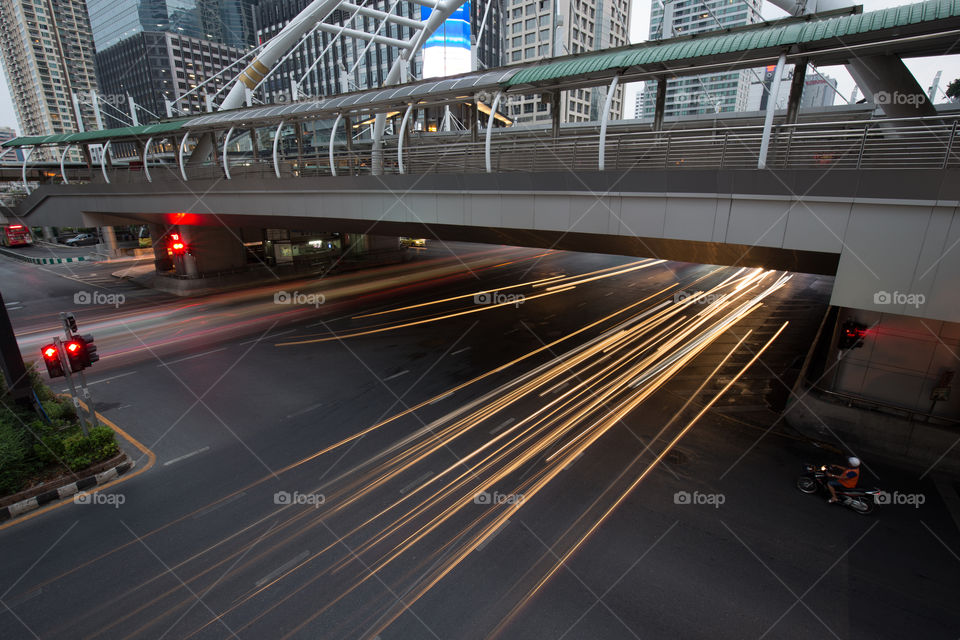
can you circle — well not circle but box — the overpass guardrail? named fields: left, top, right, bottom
left=51, top=113, right=960, bottom=186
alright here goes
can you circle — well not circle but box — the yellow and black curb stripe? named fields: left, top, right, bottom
left=0, top=401, right=156, bottom=530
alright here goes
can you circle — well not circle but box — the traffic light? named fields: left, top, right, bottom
left=168, top=232, right=187, bottom=256
left=41, top=344, right=65, bottom=378
left=79, top=334, right=98, bottom=367
left=839, top=320, right=867, bottom=350
left=62, top=335, right=98, bottom=371
left=64, top=313, right=77, bottom=333
left=63, top=338, right=85, bottom=372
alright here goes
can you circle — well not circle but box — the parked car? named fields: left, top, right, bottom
left=64, top=233, right=99, bottom=246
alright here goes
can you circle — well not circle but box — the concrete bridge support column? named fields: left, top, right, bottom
left=175, top=226, right=247, bottom=277
left=150, top=224, right=173, bottom=273
left=100, top=226, right=119, bottom=258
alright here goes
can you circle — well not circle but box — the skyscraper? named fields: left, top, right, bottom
left=86, top=0, right=258, bottom=52
left=88, top=0, right=257, bottom=126
left=0, top=0, right=100, bottom=158
left=255, top=0, right=504, bottom=104
left=503, top=0, right=630, bottom=126
left=641, top=0, right=763, bottom=119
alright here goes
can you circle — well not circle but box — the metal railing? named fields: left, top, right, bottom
left=97, top=113, right=960, bottom=185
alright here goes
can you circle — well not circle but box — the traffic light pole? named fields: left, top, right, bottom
left=59, top=313, right=96, bottom=432
left=54, top=337, right=89, bottom=436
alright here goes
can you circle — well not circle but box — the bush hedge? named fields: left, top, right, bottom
left=0, top=367, right=121, bottom=496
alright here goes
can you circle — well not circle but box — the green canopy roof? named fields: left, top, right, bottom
left=1, top=120, right=185, bottom=148
left=506, top=0, right=960, bottom=86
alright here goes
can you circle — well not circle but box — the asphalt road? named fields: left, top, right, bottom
left=0, top=243, right=958, bottom=640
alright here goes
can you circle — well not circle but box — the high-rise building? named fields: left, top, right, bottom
left=745, top=65, right=838, bottom=112
left=86, top=0, right=258, bottom=52
left=641, top=0, right=763, bottom=119
left=87, top=0, right=257, bottom=127
left=633, top=91, right=643, bottom=119
left=255, top=0, right=504, bottom=103
left=95, top=32, right=246, bottom=127
left=0, top=126, right=23, bottom=160
left=503, top=0, right=630, bottom=126
left=0, top=0, right=100, bottom=159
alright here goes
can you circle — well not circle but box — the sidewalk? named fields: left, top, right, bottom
left=0, top=244, right=97, bottom=265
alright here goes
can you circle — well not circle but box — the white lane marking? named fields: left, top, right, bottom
left=505, top=327, right=520, bottom=335
left=399, top=471, right=434, bottom=495
left=543, top=314, right=556, bottom=321
left=5, top=306, right=23, bottom=311
left=429, top=392, right=454, bottom=405
left=285, top=402, right=324, bottom=419
left=577, top=302, right=587, bottom=308
left=85, top=371, right=139, bottom=386
left=238, top=328, right=296, bottom=346
left=604, top=291, right=614, bottom=296
left=192, top=492, right=246, bottom=519
left=450, top=347, right=471, bottom=355
left=489, top=417, right=515, bottom=435
left=256, top=550, right=311, bottom=587
left=475, top=519, right=510, bottom=551
left=4, top=301, right=21, bottom=306
left=158, top=348, right=227, bottom=366
left=267, top=329, right=296, bottom=338
left=382, top=369, right=410, bottom=382
left=163, top=446, right=210, bottom=466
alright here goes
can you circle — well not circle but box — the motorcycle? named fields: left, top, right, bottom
left=796, top=463, right=881, bottom=515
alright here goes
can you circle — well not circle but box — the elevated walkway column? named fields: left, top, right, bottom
left=551, top=91, right=561, bottom=139
left=759, top=53, right=787, bottom=169
left=785, top=58, right=808, bottom=125
left=653, top=77, right=667, bottom=133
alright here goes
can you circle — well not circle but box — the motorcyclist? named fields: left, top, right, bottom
left=826, top=456, right=860, bottom=503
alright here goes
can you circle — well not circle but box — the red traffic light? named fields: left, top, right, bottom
left=64, top=339, right=85, bottom=372
left=40, top=344, right=65, bottom=378
left=170, top=232, right=180, bottom=241
left=171, top=242, right=185, bottom=252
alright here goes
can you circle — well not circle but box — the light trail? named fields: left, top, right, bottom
left=37, top=262, right=796, bottom=640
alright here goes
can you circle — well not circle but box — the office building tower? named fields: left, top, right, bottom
left=503, top=0, right=630, bottom=125
left=95, top=32, right=246, bottom=126
left=256, top=0, right=504, bottom=104
left=745, top=65, right=839, bottom=112
left=641, top=0, right=763, bottom=119
left=86, top=0, right=258, bottom=52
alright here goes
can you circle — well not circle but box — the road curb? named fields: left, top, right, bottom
left=0, top=245, right=90, bottom=264
left=0, top=456, right=135, bottom=522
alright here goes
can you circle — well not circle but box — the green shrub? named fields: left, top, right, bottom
left=41, top=399, right=76, bottom=422
left=0, top=421, right=30, bottom=494
left=62, top=426, right=119, bottom=471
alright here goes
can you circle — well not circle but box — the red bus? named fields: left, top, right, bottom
left=1, top=224, right=32, bottom=247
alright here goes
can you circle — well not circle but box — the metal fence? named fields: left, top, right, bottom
left=92, top=113, right=960, bottom=185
